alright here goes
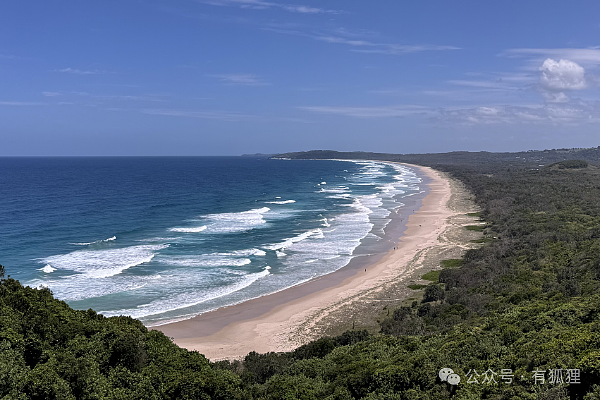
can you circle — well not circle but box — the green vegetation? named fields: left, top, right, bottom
left=0, top=270, right=244, bottom=399
left=551, top=159, right=589, bottom=169
left=407, top=284, right=427, bottom=290
left=440, top=259, right=463, bottom=268
left=421, top=270, right=441, bottom=282
left=274, top=148, right=600, bottom=166
left=6, top=150, right=600, bottom=398
left=464, top=224, right=485, bottom=232
left=466, top=212, right=481, bottom=217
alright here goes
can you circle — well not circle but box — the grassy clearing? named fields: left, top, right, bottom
left=464, top=225, right=485, bottom=232
left=408, top=284, right=427, bottom=290
left=440, top=259, right=463, bottom=268
left=421, top=270, right=440, bottom=282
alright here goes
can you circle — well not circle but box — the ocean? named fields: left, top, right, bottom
left=0, top=157, right=422, bottom=326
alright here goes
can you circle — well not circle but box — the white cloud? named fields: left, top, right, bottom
left=448, top=79, right=519, bottom=90
left=298, top=104, right=432, bottom=118
left=311, top=34, right=458, bottom=54
left=208, top=73, right=269, bottom=86
left=332, top=27, right=379, bottom=39
left=264, top=27, right=459, bottom=55
left=198, top=0, right=341, bottom=14
left=39, top=91, right=167, bottom=105
left=95, top=94, right=168, bottom=102
left=436, top=99, right=600, bottom=125
left=300, top=97, right=600, bottom=126
left=142, top=108, right=256, bottom=121
left=0, top=101, right=45, bottom=106
left=351, top=44, right=459, bottom=55
left=543, top=92, right=570, bottom=103
left=283, top=5, right=324, bottom=13
left=314, top=35, right=372, bottom=47
left=55, top=68, right=109, bottom=75
left=496, top=72, right=537, bottom=83
left=142, top=108, right=311, bottom=123
left=503, top=48, right=600, bottom=68
left=444, top=72, right=537, bottom=95
left=539, top=58, right=586, bottom=92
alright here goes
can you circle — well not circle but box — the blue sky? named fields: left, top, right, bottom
left=2, top=1, right=600, bottom=155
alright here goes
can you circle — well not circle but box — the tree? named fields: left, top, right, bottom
left=423, top=285, right=445, bottom=302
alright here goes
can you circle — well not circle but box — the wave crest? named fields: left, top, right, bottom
left=265, top=200, right=296, bottom=205
left=41, top=244, right=168, bottom=279
left=71, top=236, right=116, bottom=246
left=168, top=226, right=207, bottom=233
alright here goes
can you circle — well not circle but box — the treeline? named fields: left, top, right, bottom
left=4, top=151, right=600, bottom=398
left=275, top=147, right=600, bottom=167
left=0, top=271, right=244, bottom=399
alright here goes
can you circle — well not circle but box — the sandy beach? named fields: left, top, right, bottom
left=157, top=163, right=474, bottom=360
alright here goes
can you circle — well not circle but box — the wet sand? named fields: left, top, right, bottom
left=157, top=163, right=453, bottom=360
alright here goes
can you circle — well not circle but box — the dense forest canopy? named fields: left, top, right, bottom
left=4, top=147, right=600, bottom=398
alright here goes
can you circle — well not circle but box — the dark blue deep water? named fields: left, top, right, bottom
left=0, top=157, right=421, bottom=325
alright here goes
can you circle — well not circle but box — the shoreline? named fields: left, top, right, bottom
left=156, top=163, right=455, bottom=360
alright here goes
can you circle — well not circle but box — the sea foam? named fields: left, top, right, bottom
left=211, top=248, right=267, bottom=257
left=161, top=256, right=252, bottom=268
left=99, top=265, right=272, bottom=320
left=40, top=264, right=56, bottom=273
left=72, top=236, right=116, bottom=245
left=168, top=226, right=207, bottom=233
left=41, top=244, right=168, bottom=279
left=264, top=229, right=324, bottom=251
left=200, top=207, right=271, bottom=234
left=265, top=200, right=296, bottom=204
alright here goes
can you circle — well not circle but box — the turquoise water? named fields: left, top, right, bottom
left=0, top=157, right=422, bottom=325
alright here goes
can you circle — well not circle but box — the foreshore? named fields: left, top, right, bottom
left=156, top=163, right=466, bottom=360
